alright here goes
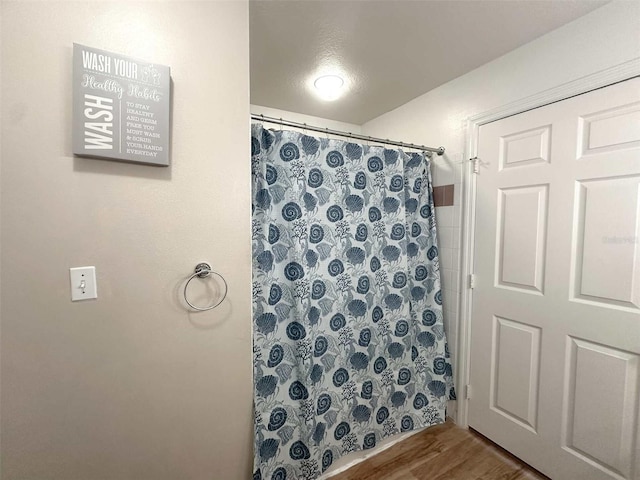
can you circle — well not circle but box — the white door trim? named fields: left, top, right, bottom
left=455, top=57, right=640, bottom=428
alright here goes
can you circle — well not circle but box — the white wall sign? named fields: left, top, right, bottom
left=72, top=44, right=171, bottom=166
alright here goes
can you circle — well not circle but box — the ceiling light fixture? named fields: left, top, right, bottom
left=313, top=75, right=345, bottom=101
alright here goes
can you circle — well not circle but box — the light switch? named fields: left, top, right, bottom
left=69, top=266, right=97, bottom=301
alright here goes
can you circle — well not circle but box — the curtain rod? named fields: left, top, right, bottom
left=251, top=114, right=445, bottom=156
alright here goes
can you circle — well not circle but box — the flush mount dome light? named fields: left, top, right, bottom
left=313, top=75, right=345, bottom=101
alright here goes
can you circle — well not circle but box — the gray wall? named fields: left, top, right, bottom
left=1, top=2, right=252, bottom=479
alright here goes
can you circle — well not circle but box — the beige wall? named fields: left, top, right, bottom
left=361, top=0, right=640, bottom=420
left=1, top=2, right=252, bottom=479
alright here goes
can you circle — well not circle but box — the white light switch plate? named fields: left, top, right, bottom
left=69, top=266, right=97, bottom=301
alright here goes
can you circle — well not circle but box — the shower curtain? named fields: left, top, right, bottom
left=251, top=124, right=454, bottom=480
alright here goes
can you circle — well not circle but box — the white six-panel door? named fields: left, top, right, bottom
left=469, top=78, right=640, bottom=480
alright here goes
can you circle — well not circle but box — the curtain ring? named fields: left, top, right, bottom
left=183, top=263, right=228, bottom=311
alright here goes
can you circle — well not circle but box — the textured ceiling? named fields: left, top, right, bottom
left=250, top=0, right=608, bottom=125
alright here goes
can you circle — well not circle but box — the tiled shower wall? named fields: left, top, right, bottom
left=431, top=154, right=466, bottom=418
left=431, top=154, right=465, bottom=411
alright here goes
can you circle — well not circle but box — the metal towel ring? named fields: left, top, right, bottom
left=183, top=263, right=228, bottom=311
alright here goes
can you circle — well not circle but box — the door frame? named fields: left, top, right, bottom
left=455, top=58, right=640, bottom=428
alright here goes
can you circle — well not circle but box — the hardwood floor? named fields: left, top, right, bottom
left=330, top=420, right=549, bottom=480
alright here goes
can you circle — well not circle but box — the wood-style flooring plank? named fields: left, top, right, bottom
left=330, top=420, right=548, bottom=480
left=430, top=437, right=503, bottom=479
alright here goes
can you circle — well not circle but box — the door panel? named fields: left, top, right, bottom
left=562, top=338, right=639, bottom=480
left=499, top=124, right=552, bottom=169
left=497, top=184, right=548, bottom=293
left=572, top=176, right=640, bottom=310
left=469, top=78, right=640, bottom=480
left=578, top=102, right=640, bottom=157
left=491, top=316, right=542, bottom=432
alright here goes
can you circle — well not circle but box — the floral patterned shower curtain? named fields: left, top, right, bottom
left=251, top=124, right=454, bottom=480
